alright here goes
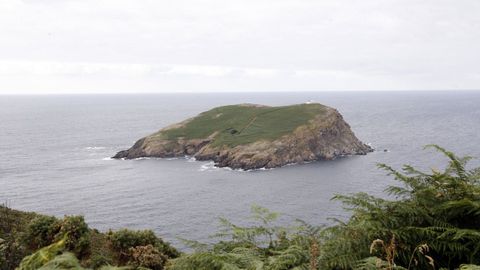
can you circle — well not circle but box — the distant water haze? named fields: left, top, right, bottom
left=1, top=91, right=479, bottom=249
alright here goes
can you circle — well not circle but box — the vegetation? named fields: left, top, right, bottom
left=23, top=215, right=91, bottom=258
left=2, top=145, right=480, bottom=269
left=107, top=229, right=179, bottom=264
left=0, top=207, right=178, bottom=270
left=320, top=145, right=480, bottom=269
left=159, top=104, right=329, bottom=147
left=168, top=145, right=480, bottom=270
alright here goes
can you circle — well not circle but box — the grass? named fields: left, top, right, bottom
left=159, top=103, right=329, bottom=147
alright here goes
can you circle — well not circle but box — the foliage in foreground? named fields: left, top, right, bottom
left=168, top=145, right=480, bottom=270
left=3, top=145, right=480, bottom=269
left=0, top=207, right=178, bottom=270
left=168, top=205, right=322, bottom=270
left=321, top=145, right=480, bottom=269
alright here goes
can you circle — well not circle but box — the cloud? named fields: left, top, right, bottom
left=166, top=65, right=233, bottom=77
left=243, top=68, right=278, bottom=78
left=0, top=0, right=479, bottom=93
left=0, top=60, right=279, bottom=78
left=0, top=61, right=156, bottom=76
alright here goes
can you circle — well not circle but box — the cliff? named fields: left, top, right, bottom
left=113, top=103, right=372, bottom=170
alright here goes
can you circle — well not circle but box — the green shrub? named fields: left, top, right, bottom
left=55, top=216, right=91, bottom=258
left=0, top=238, right=5, bottom=267
left=108, top=229, right=156, bottom=260
left=23, top=216, right=58, bottom=250
left=89, top=254, right=113, bottom=269
left=1, top=236, right=27, bottom=270
left=107, top=229, right=178, bottom=264
left=168, top=252, right=245, bottom=270
left=1, top=205, right=33, bottom=270
left=168, top=206, right=317, bottom=270
left=23, top=215, right=91, bottom=260
left=16, top=237, right=67, bottom=270
left=37, top=252, right=86, bottom=270
left=155, top=240, right=179, bottom=260
left=128, top=245, right=167, bottom=270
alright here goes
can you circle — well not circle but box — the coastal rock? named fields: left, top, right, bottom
left=113, top=103, right=372, bottom=170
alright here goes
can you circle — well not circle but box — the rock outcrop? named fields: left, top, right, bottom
left=113, top=103, right=372, bottom=170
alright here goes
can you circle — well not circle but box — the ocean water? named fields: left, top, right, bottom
left=1, top=91, right=479, bottom=248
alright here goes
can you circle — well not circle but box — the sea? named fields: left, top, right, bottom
left=1, top=91, right=479, bottom=249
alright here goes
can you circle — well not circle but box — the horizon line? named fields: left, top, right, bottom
left=1, top=89, right=480, bottom=96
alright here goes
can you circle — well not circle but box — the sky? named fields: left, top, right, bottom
left=0, top=0, right=479, bottom=94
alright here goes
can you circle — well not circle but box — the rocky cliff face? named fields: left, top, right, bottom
left=113, top=104, right=372, bottom=170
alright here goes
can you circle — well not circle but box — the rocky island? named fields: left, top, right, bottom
left=113, top=103, right=372, bottom=170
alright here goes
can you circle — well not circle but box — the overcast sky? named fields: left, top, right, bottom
left=1, top=0, right=479, bottom=94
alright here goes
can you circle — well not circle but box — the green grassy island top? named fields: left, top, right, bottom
left=156, top=103, right=329, bottom=147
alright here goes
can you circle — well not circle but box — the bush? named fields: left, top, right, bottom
left=89, top=254, right=113, bottom=269
left=16, top=236, right=67, bottom=270
left=23, top=215, right=91, bottom=259
left=56, top=216, right=91, bottom=258
left=0, top=238, right=5, bottom=267
left=108, top=229, right=156, bottom=259
left=107, top=229, right=178, bottom=264
left=23, top=216, right=58, bottom=250
left=1, top=205, right=34, bottom=270
left=35, top=252, right=85, bottom=270
left=128, top=245, right=167, bottom=270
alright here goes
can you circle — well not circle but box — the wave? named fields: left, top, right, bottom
left=130, top=156, right=194, bottom=161
left=198, top=162, right=219, bottom=172
left=197, top=162, right=273, bottom=172
left=132, top=157, right=158, bottom=160
left=85, top=146, right=107, bottom=150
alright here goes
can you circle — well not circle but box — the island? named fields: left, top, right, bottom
left=113, top=103, right=373, bottom=170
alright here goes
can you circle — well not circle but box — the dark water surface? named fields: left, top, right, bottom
left=1, top=91, right=479, bottom=248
